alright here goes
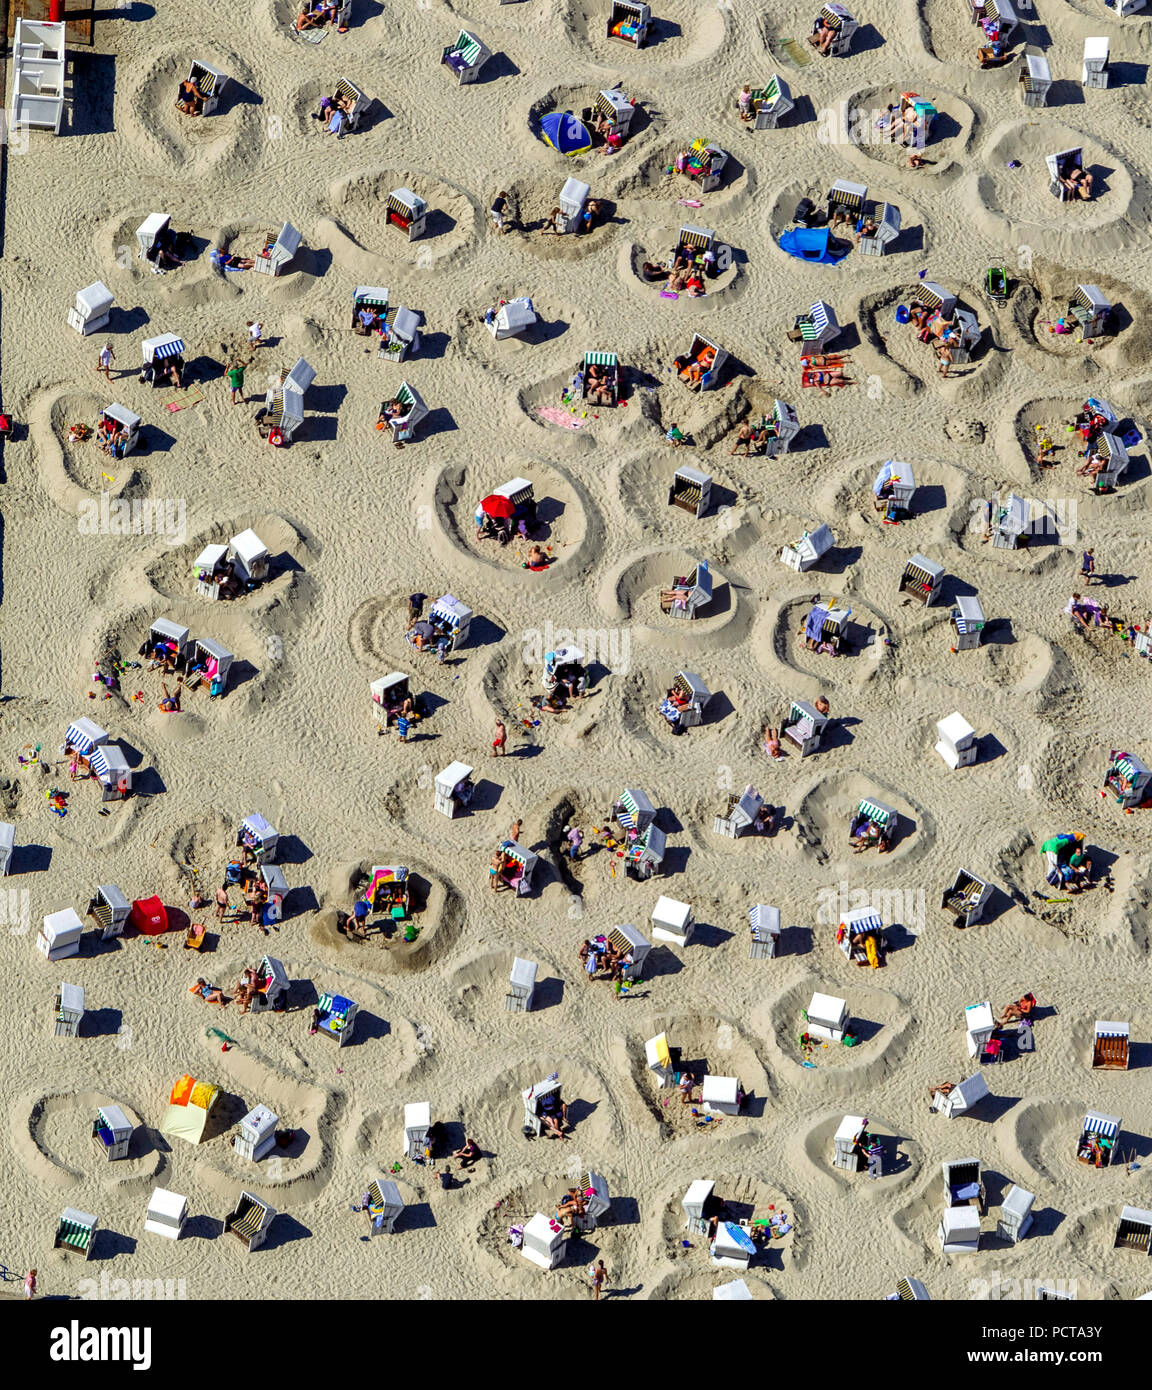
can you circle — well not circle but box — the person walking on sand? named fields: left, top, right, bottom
left=24, top=1269, right=36, bottom=1301
left=97, top=342, right=115, bottom=381
left=227, top=361, right=245, bottom=405
left=1080, top=548, right=1097, bottom=584
left=508, top=818, right=522, bottom=843
left=247, top=320, right=263, bottom=353
left=491, top=718, right=507, bottom=757
left=590, top=1260, right=606, bottom=1301
left=215, top=884, right=230, bottom=921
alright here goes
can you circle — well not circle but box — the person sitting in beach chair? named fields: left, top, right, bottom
left=809, top=15, right=838, bottom=52
left=848, top=810, right=892, bottom=854
left=1061, top=164, right=1094, bottom=201
left=585, top=363, right=615, bottom=405
left=176, top=75, right=207, bottom=116
left=677, top=347, right=716, bottom=390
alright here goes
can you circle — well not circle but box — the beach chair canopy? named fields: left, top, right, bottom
left=267, top=223, right=302, bottom=260
left=779, top=227, right=848, bottom=264
left=102, top=403, right=140, bottom=431
left=354, top=286, right=390, bottom=312
left=77, top=282, right=114, bottom=317
left=283, top=358, right=316, bottom=397
left=142, top=334, right=185, bottom=362
left=65, top=718, right=109, bottom=754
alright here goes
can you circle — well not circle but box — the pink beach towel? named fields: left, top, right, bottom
left=536, top=406, right=585, bottom=430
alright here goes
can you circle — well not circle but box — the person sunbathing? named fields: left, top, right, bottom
left=176, top=76, right=206, bottom=116
left=524, top=544, right=549, bottom=571
left=805, top=367, right=854, bottom=395
left=763, top=725, right=783, bottom=759
left=908, top=303, right=931, bottom=329
left=642, top=261, right=670, bottom=283
left=158, top=681, right=181, bottom=713
left=215, top=250, right=255, bottom=270
left=855, top=216, right=879, bottom=241
left=190, top=978, right=227, bottom=1006
left=927, top=1081, right=955, bottom=1104
left=996, top=994, right=1036, bottom=1026
left=556, top=1189, right=586, bottom=1226
left=809, top=17, right=838, bottom=53
left=801, top=354, right=852, bottom=369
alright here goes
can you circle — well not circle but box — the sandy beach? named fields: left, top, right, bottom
left=2, top=0, right=1152, bottom=1303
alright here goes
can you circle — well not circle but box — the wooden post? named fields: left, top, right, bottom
left=50, top=0, right=66, bottom=21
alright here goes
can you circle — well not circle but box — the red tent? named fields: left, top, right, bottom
left=131, top=896, right=168, bottom=936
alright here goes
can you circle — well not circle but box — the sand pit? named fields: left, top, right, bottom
left=843, top=85, right=974, bottom=177
left=622, top=226, right=742, bottom=301
left=311, top=859, right=467, bottom=972
left=763, top=975, right=917, bottom=1082
left=128, top=47, right=261, bottom=174
left=433, top=460, right=594, bottom=575
left=607, top=549, right=739, bottom=638
left=615, top=144, right=752, bottom=209
left=794, top=769, right=928, bottom=868
left=859, top=282, right=998, bottom=392
left=565, top=0, right=730, bottom=69
left=327, top=169, right=478, bottom=269
left=978, top=121, right=1137, bottom=257
left=657, top=1173, right=803, bottom=1274
left=799, top=1110, right=923, bottom=1193
left=623, top=1013, right=771, bottom=1139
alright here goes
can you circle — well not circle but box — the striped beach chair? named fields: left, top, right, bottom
left=385, top=188, right=427, bottom=241
left=616, top=788, right=655, bottom=833
left=54, top=1208, right=97, bottom=1259
left=1078, top=1111, right=1121, bottom=1166
left=751, top=75, right=793, bottom=130
left=1019, top=52, right=1051, bottom=107
left=441, top=30, right=491, bottom=84
left=382, top=381, right=428, bottom=443
left=796, top=300, right=839, bottom=351
left=224, top=1192, right=277, bottom=1252
left=187, top=61, right=228, bottom=116
left=607, top=1, right=650, bottom=46
left=335, top=76, right=370, bottom=130
left=815, top=4, right=858, bottom=56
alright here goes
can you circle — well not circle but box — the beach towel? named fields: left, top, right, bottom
left=804, top=605, right=828, bottom=643
left=164, top=386, right=205, bottom=412
left=536, top=405, right=585, bottom=430
left=951, top=1181, right=980, bottom=1202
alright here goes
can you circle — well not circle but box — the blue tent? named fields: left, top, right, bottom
left=540, top=112, right=592, bottom=157
left=779, top=227, right=848, bottom=265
